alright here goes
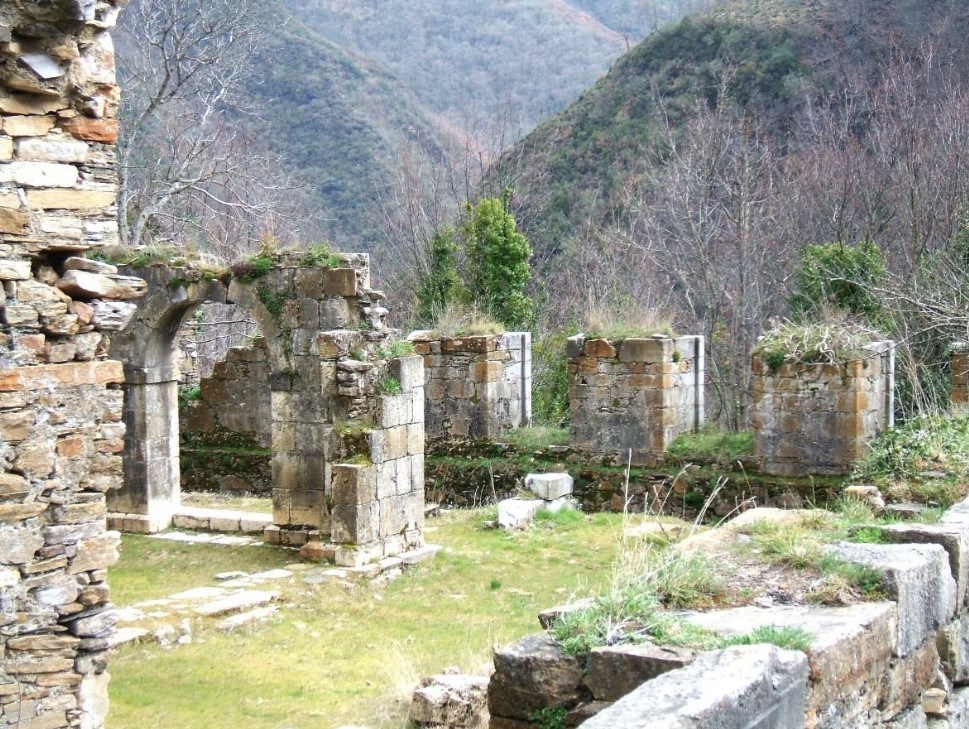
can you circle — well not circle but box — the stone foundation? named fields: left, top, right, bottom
left=752, top=342, right=894, bottom=476
left=566, top=334, right=704, bottom=465
left=0, top=1, right=129, bottom=726
left=411, top=332, right=531, bottom=442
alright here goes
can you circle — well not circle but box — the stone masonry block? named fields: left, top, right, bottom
left=322, top=268, right=357, bottom=297
left=390, top=354, right=424, bottom=391
left=331, top=464, right=376, bottom=506
left=409, top=673, right=488, bottom=728
left=488, top=633, right=588, bottom=721
left=938, top=613, right=969, bottom=685
left=824, top=542, right=956, bottom=656
left=585, top=643, right=696, bottom=702
left=684, top=602, right=896, bottom=724
left=566, top=335, right=585, bottom=359
left=878, top=524, right=969, bottom=608
left=331, top=502, right=378, bottom=544
left=524, top=472, right=573, bottom=501
left=619, top=337, right=670, bottom=363
left=579, top=645, right=807, bottom=729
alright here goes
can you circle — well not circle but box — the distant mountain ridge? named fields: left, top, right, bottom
left=499, top=0, right=969, bottom=254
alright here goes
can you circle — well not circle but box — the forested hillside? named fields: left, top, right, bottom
left=494, top=0, right=969, bottom=426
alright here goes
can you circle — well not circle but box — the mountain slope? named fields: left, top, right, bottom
left=280, top=0, right=630, bottom=133
left=240, top=18, right=448, bottom=251
left=501, top=0, right=969, bottom=253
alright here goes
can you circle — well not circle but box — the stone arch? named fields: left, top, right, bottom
left=106, top=253, right=426, bottom=566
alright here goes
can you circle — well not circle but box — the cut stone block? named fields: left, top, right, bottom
left=683, top=602, right=896, bottom=724
left=488, top=633, right=588, bottom=721
left=216, top=606, right=278, bottom=631
left=878, top=524, right=969, bottom=608
left=497, top=498, right=544, bottom=530
left=939, top=613, right=969, bottom=685
left=525, top=472, right=573, bottom=501
left=585, top=643, right=696, bottom=701
left=824, top=542, right=956, bottom=656
left=409, top=673, right=488, bottom=728
left=578, top=645, right=808, bottom=729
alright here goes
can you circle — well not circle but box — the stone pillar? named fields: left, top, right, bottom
left=412, top=331, right=532, bottom=442
left=752, top=341, right=894, bottom=476
left=953, top=344, right=969, bottom=416
left=106, top=266, right=227, bottom=533
left=567, top=334, right=704, bottom=465
left=0, top=1, right=129, bottom=727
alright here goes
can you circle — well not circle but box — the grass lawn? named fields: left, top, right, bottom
left=107, top=509, right=626, bottom=729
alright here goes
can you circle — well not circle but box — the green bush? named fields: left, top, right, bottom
left=788, top=241, right=887, bottom=321
left=377, top=376, right=402, bottom=395
left=416, top=226, right=461, bottom=326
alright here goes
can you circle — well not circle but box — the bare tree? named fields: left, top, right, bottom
left=115, top=0, right=303, bottom=257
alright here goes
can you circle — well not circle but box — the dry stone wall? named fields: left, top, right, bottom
left=183, top=336, right=272, bottom=449
left=752, top=342, right=894, bottom=476
left=0, top=1, right=129, bottom=727
left=567, top=334, right=704, bottom=465
left=412, top=332, right=531, bottom=443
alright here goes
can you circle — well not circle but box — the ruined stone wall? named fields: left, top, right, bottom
left=487, top=498, right=969, bottom=729
left=413, top=332, right=531, bottom=442
left=182, top=336, right=272, bottom=449
left=752, top=342, right=894, bottom=477
left=0, top=1, right=130, bottom=727
left=952, top=345, right=969, bottom=416
left=567, top=334, right=704, bottom=466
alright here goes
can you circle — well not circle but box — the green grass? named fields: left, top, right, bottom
left=667, top=426, right=754, bottom=464
left=107, top=509, right=625, bottom=729
left=502, top=426, right=569, bottom=451
left=853, top=416, right=969, bottom=506
left=110, top=537, right=294, bottom=605
left=721, top=625, right=814, bottom=652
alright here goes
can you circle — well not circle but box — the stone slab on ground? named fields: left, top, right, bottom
left=172, top=506, right=272, bottom=534
left=525, top=472, right=573, bottom=501
left=497, top=498, right=544, bottom=530
left=148, top=531, right=261, bottom=547
left=823, top=542, right=957, bottom=656
left=409, top=673, right=488, bottom=728
left=578, top=645, right=808, bottom=729
left=191, top=589, right=278, bottom=617
left=217, top=606, right=279, bottom=631
left=107, top=627, right=150, bottom=647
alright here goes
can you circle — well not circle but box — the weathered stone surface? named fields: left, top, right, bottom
left=0, top=526, right=45, bottom=564
left=63, top=256, right=117, bottom=275
left=525, top=472, right=573, bottom=501
left=91, top=300, right=137, bottom=330
left=0, top=161, right=78, bottom=188
left=578, top=645, right=808, bottom=729
left=409, top=673, right=488, bottom=728
left=16, top=136, right=90, bottom=163
left=939, top=613, right=969, bottom=685
left=0, top=361, right=124, bottom=391
left=824, top=542, right=956, bottom=656
left=56, top=269, right=146, bottom=300
left=586, top=643, right=696, bottom=702
left=488, top=633, right=588, bottom=721
left=878, top=524, right=969, bottom=608
left=497, top=498, right=544, bottom=530
left=25, top=189, right=116, bottom=210
left=683, top=602, right=896, bottom=725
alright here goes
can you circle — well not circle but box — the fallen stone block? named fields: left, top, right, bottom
left=578, top=644, right=808, bottom=729
left=585, top=642, right=696, bottom=702
left=525, top=472, right=573, bottom=501
left=488, top=633, right=588, bottom=721
left=497, top=498, right=544, bottom=530
left=823, top=542, right=956, bottom=656
left=409, top=673, right=488, bottom=728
